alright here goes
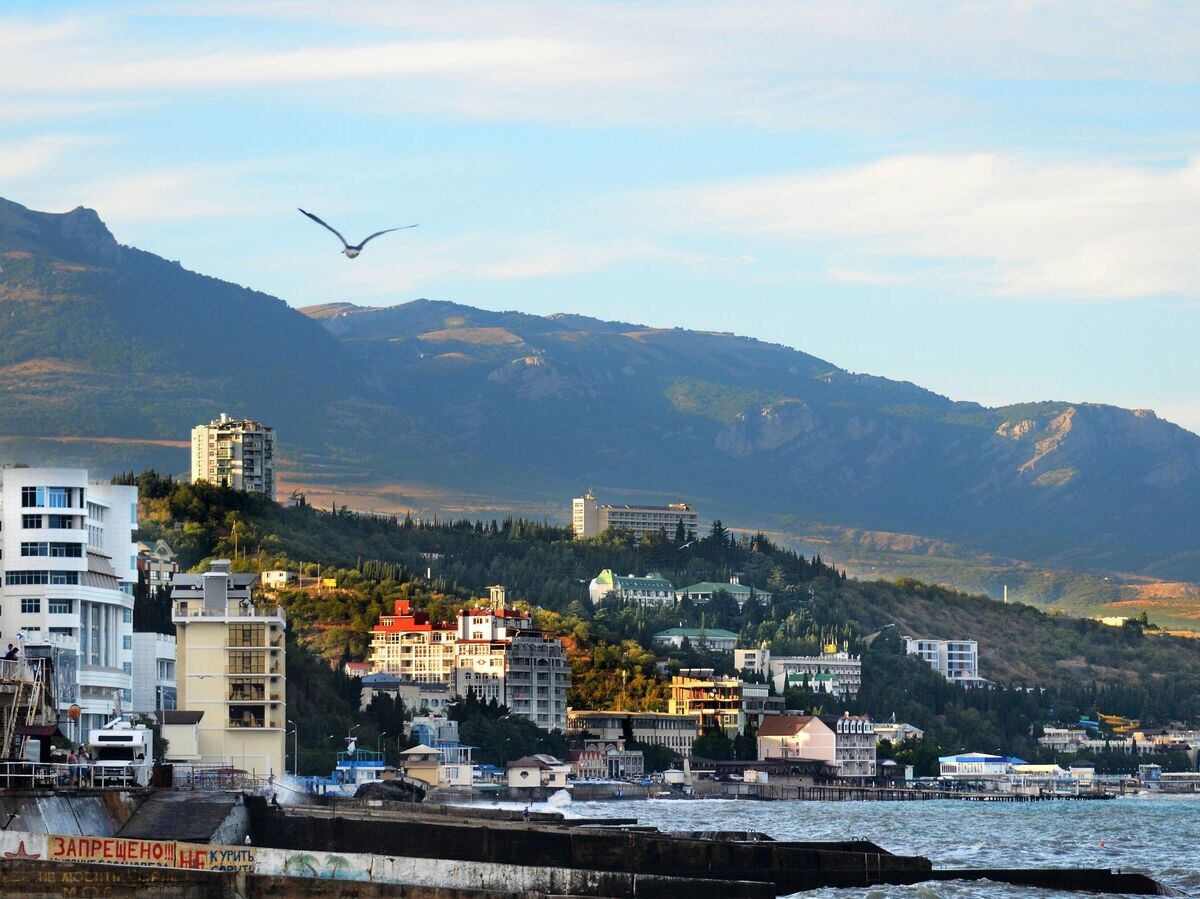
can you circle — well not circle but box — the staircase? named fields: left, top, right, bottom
left=0, top=659, right=50, bottom=760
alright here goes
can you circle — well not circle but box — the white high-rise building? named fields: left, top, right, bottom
left=0, top=468, right=138, bottom=743
left=130, top=632, right=177, bottom=714
left=191, top=414, right=276, bottom=499
left=903, top=637, right=984, bottom=686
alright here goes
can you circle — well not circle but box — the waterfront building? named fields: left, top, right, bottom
left=506, top=754, right=570, bottom=789
left=130, top=631, right=176, bottom=714
left=1038, top=725, right=1090, bottom=752
left=938, top=753, right=1024, bottom=779
left=409, top=714, right=460, bottom=747
left=137, top=539, right=178, bottom=590
left=567, top=709, right=699, bottom=758
left=572, top=491, right=698, bottom=541
left=171, top=559, right=286, bottom=776
left=191, top=413, right=276, bottom=499
left=0, top=468, right=138, bottom=743
left=756, top=715, right=836, bottom=763
left=651, top=626, right=738, bottom=653
left=820, top=713, right=877, bottom=779
left=676, top=578, right=771, bottom=609
left=367, top=586, right=569, bottom=730
left=669, top=669, right=744, bottom=737
left=588, top=570, right=675, bottom=606
left=903, top=637, right=984, bottom=686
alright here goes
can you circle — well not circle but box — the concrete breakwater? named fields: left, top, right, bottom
left=243, top=796, right=1178, bottom=895
left=0, top=790, right=1181, bottom=896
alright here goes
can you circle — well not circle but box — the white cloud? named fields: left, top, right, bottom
left=14, top=1, right=1200, bottom=131
left=655, top=153, right=1200, bottom=300
left=0, top=134, right=91, bottom=179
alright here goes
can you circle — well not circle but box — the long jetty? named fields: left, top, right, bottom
left=243, top=795, right=1180, bottom=896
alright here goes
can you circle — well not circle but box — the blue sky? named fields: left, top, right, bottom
left=3, top=2, right=1199, bottom=433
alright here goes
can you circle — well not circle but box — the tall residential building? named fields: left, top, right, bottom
left=572, top=491, right=698, bottom=541
left=0, top=468, right=137, bottom=743
left=171, top=560, right=286, bottom=776
left=903, top=637, right=983, bottom=686
left=130, top=632, right=176, bottom=714
left=368, top=586, right=570, bottom=730
left=191, top=414, right=276, bottom=499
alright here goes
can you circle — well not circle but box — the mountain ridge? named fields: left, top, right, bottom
left=1, top=196, right=1197, bottom=587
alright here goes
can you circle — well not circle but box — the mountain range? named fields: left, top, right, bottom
left=2, top=196, right=1198, bottom=605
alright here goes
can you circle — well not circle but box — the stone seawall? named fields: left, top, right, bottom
left=0, top=858, right=526, bottom=898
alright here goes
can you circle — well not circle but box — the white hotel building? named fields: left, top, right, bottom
left=0, top=468, right=138, bottom=743
left=903, top=637, right=984, bottom=686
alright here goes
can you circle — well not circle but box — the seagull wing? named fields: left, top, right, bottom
left=357, top=224, right=419, bottom=248
left=298, top=208, right=350, bottom=248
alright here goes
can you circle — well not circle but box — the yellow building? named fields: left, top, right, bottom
left=669, top=669, right=744, bottom=738
left=171, top=560, right=286, bottom=777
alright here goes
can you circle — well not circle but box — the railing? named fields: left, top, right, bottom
left=0, top=660, right=34, bottom=683
left=0, top=761, right=150, bottom=790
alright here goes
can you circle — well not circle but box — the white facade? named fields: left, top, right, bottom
left=824, top=714, right=876, bottom=779
left=0, top=469, right=137, bottom=744
left=572, top=491, right=698, bottom=541
left=130, top=632, right=176, bottom=714
left=767, top=651, right=862, bottom=698
left=191, top=414, right=276, bottom=499
left=369, top=586, right=569, bottom=730
left=903, top=637, right=983, bottom=686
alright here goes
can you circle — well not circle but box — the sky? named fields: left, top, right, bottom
left=2, top=1, right=1199, bottom=434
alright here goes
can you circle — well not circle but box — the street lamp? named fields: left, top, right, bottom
left=377, top=731, right=387, bottom=756
left=287, top=719, right=298, bottom=777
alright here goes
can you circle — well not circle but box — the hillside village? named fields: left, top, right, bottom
left=2, top=413, right=1183, bottom=803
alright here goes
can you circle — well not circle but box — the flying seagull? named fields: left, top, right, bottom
left=298, top=208, right=417, bottom=258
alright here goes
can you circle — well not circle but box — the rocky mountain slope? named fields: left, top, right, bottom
left=1, top=197, right=1198, bottom=583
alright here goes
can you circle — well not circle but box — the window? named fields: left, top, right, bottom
left=20, top=542, right=81, bottom=558
left=48, top=515, right=73, bottom=529
left=47, top=487, right=69, bottom=508
left=21, top=598, right=40, bottom=614
left=121, top=608, right=132, bottom=624
left=130, top=503, right=137, bottom=524
left=48, top=599, right=72, bottom=615
left=21, top=486, right=44, bottom=507
left=5, top=571, right=76, bottom=586
left=122, top=662, right=132, bottom=676
left=122, top=635, right=132, bottom=651
left=22, top=514, right=42, bottom=529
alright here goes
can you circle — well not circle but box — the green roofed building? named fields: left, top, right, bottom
left=652, top=627, right=739, bottom=652
left=588, top=569, right=675, bottom=606
left=676, top=579, right=770, bottom=610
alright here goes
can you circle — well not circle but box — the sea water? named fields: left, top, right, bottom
left=569, top=796, right=1200, bottom=897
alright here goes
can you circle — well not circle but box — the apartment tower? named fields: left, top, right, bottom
left=0, top=468, right=138, bottom=743
left=191, top=414, right=276, bottom=500
left=171, top=560, right=286, bottom=776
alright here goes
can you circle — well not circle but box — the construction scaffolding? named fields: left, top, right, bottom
left=0, top=657, right=58, bottom=760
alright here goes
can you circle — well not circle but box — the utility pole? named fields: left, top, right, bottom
left=287, top=718, right=298, bottom=777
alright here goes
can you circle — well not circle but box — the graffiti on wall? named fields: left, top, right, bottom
left=47, top=835, right=254, bottom=871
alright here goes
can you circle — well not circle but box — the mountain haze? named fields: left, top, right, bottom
left=1, top=197, right=1198, bottom=586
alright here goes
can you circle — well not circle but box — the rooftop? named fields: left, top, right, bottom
left=653, top=627, right=739, bottom=640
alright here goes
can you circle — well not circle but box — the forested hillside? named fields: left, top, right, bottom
left=5, top=197, right=1200, bottom=589
left=126, top=472, right=1200, bottom=775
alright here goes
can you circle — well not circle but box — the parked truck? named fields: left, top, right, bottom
left=88, top=717, right=153, bottom=787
